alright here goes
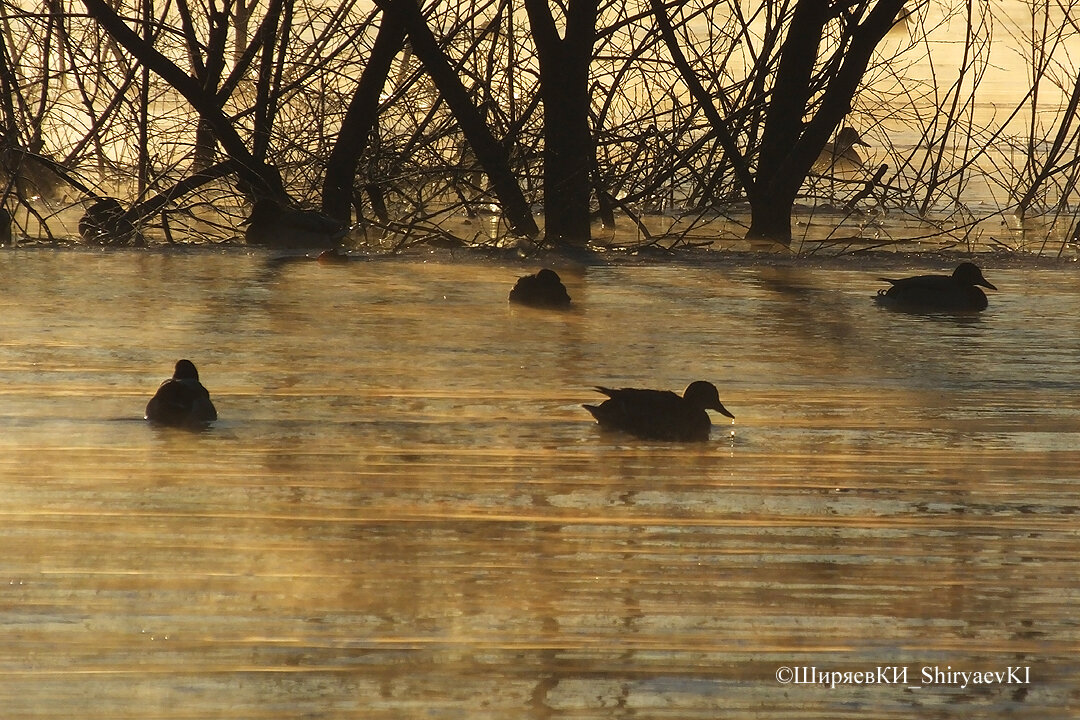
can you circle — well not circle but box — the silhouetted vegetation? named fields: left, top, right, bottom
left=0, top=1, right=1078, bottom=254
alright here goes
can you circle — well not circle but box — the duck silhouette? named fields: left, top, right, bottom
left=78, top=197, right=144, bottom=246
left=875, top=262, right=997, bottom=312
left=583, top=381, right=734, bottom=442
left=244, top=198, right=346, bottom=248
left=145, top=359, right=218, bottom=428
left=814, top=127, right=871, bottom=172
left=509, top=268, right=571, bottom=308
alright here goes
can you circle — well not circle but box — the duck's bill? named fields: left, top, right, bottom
left=980, top=280, right=998, bottom=290
left=716, top=403, right=735, bottom=419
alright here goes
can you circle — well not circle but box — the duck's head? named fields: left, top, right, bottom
left=953, top=262, right=996, bottom=290
left=536, top=268, right=562, bottom=285
left=683, top=381, right=735, bottom=419
left=173, top=359, right=200, bottom=381
left=836, top=127, right=870, bottom=150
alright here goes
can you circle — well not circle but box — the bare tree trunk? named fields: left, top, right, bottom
left=322, top=12, right=406, bottom=225
left=746, top=0, right=906, bottom=243
left=525, top=0, right=598, bottom=246
left=252, top=0, right=287, bottom=162
left=137, top=0, right=152, bottom=194
left=374, top=0, right=538, bottom=238
left=174, top=0, right=229, bottom=170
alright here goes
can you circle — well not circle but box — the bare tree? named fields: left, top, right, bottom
left=371, top=0, right=538, bottom=238
left=651, top=0, right=906, bottom=244
left=525, top=0, right=599, bottom=245
left=0, top=0, right=1076, bottom=254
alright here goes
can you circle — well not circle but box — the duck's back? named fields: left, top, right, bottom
left=585, top=387, right=710, bottom=441
left=146, top=378, right=217, bottom=427
left=79, top=198, right=142, bottom=246
left=246, top=201, right=345, bottom=248
left=877, top=275, right=988, bottom=311
left=509, top=270, right=571, bottom=308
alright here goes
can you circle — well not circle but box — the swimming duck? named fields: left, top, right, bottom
left=875, top=262, right=997, bottom=312
left=509, top=268, right=571, bottom=308
left=145, top=359, right=217, bottom=427
left=244, top=198, right=347, bottom=248
left=814, top=127, right=871, bottom=171
left=78, top=197, right=144, bottom=246
left=583, top=381, right=734, bottom=442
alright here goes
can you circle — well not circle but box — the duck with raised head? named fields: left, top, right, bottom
left=875, top=262, right=997, bottom=312
left=814, top=127, right=871, bottom=172
left=244, top=198, right=347, bottom=248
left=78, top=197, right=144, bottom=246
left=583, top=381, right=734, bottom=442
left=509, top=268, right=571, bottom=308
left=145, top=359, right=218, bottom=428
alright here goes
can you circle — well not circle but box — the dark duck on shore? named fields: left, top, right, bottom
left=875, top=262, right=997, bottom=312
left=145, top=359, right=217, bottom=428
left=583, top=381, right=734, bottom=442
left=244, top=198, right=347, bottom=248
left=79, top=197, right=144, bottom=246
left=509, top=268, right=571, bottom=308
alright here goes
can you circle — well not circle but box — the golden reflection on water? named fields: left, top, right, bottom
left=0, top=250, right=1078, bottom=717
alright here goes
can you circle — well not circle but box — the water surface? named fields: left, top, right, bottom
left=0, top=250, right=1077, bottom=718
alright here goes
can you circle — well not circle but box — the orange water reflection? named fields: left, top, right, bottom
left=0, top=250, right=1076, bottom=717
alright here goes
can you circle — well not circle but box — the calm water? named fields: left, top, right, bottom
left=1, top=249, right=1078, bottom=718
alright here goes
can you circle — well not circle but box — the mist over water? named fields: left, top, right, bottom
left=0, top=250, right=1077, bottom=717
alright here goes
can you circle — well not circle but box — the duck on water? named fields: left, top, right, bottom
left=145, top=359, right=217, bottom=428
left=875, top=262, right=997, bottom=312
left=244, top=198, right=347, bottom=248
left=814, top=127, right=871, bottom=173
left=583, top=381, right=734, bottom=442
left=509, top=268, right=571, bottom=309
left=79, top=197, right=144, bottom=246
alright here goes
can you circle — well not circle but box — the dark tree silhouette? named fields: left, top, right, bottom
left=746, top=0, right=905, bottom=243
left=322, top=12, right=406, bottom=226
left=524, top=0, right=598, bottom=246
left=81, top=0, right=286, bottom=201
left=40, top=0, right=1076, bottom=253
left=654, top=0, right=906, bottom=245
left=372, top=0, right=539, bottom=239
left=173, top=0, right=230, bottom=170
